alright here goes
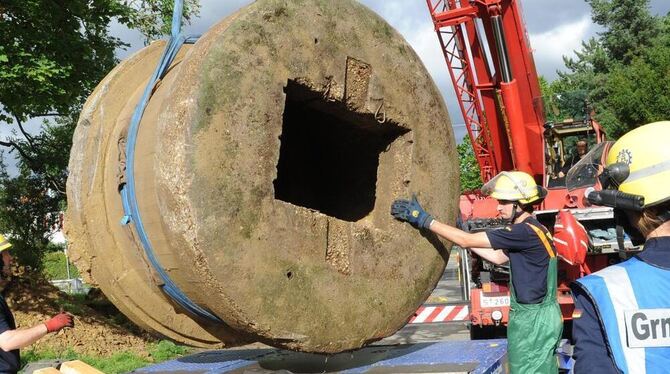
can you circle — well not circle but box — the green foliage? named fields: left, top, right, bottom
left=42, top=250, right=80, bottom=280
left=0, top=118, right=75, bottom=268
left=541, top=75, right=589, bottom=123
left=0, top=0, right=128, bottom=123
left=587, top=0, right=660, bottom=63
left=0, top=1, right=200, bottom=268
left=20, top=348, right=78, bottom=369
left=549, top=0, right=668, bottom=139
left=125, top=0, right=201, bottom=44
left=82, top=351, right=151, bottom=374
left=148, top=340, right=191, bottom=362
left=457, top=136, right=483, bottom=193
left=596, top=23, right=670, bottom=138
left=0, top=162, right=63, bottom=268
left=0, top=1, right=200, bottom=123
left=20, top=349, right=147, bottom=374
left=21, top=341, right=192, bottom=373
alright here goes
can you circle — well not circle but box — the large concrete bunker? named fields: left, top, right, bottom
left=66, top=0, right=459, bottom=353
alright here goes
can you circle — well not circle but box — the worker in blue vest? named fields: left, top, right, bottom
left=391, top=171, right=562, bottom=373
left=570, top=121, right=670, bottom=373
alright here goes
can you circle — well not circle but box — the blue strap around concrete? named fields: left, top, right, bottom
left=118, top=0, right=222, bottom=323
left=134, top=340, right=507, bottom=373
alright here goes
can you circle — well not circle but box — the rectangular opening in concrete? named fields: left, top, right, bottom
left=274, top=79, right=409, bottom=222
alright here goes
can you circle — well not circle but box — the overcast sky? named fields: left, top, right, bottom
left=11, top=0, right=670, bottom=167
left=107, top=0, right=670, bottom=143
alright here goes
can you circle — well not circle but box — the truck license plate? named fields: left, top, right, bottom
left=480, top=295, right=510, bottom=308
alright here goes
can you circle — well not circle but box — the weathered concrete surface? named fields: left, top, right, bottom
left=66, top=0, right=459, bottom=353
left=65, top=41, right=247, bottom=348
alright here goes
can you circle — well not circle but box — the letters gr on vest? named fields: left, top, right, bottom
left=625, top=309, right=670, bottom=348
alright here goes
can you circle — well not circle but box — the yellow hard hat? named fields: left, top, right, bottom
left=0, top=235, right=11, bottom=252
left=481, top=171, right=547, bottom=205
left=605, top=121, right=670, bottom=207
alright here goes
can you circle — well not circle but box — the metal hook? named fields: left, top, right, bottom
left=374, top=100, right=386, bottom=124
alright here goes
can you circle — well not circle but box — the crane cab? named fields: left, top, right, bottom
left=544, top=117, right=606, bottom=189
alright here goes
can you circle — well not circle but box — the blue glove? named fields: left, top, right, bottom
left=390, top=194, right=434, bottom=229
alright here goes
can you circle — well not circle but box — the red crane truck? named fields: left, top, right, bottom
left=425, top=0, right=639, bottom=338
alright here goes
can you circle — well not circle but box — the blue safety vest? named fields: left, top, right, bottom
left=576, top=257, right=670, bottom=373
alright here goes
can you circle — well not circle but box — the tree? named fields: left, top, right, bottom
left=0, top=1, right=200, bottom=268
left=124, top=0, right=200, bottom=44
left=0, top=114, right=78, bottom=268
left=598, top=27, right=670, bottom=138
left=549, top=0, right=667, bottom=139
left=540, top=76, right=590, bottom=123
left=457, top=136, right=483, bottom=193
left=587, top=0, right=660, bottom=64
left=0, top=0, right=200, bottom=124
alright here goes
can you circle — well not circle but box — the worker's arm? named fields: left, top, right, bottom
left=428, top=219, right=490, bottom=248
left=429, top=220, right=509, bottom=264
left=0, top=312, right=73, bottom=352
left=390, top=196, right=509, bottom=265
left=467, top=247, right=509, bottom=265
left=0, top=324, right=48, bottom=351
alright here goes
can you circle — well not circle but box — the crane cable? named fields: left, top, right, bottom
left=119, top=0, right=223, bottom=324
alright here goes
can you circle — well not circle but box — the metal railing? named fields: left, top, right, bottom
left=49, top=278, right=90, bottom=295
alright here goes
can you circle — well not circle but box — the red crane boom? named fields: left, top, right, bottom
left=426, top=0, right=546, bottom=183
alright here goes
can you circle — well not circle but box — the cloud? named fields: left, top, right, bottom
left=359, top=1, right=441, bottom=78
left=358, top=1, right=466, bottom=137
left=650, top=0, right=670, bottom=15
left=404, top=24, right=467, bottom=137
left=520, top=0, right=592, bottom=34
left=361, top=0, right=426, bottom=34
left=104, top=0, right=597, bottom=144
left=528, top=15, right=593, bottom=80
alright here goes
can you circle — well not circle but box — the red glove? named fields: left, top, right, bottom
left=44, top=312, right=74, bottom=333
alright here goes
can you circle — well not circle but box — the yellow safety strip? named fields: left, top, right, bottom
left=526, top=223, right=555, bottom=258
left=626, top=158, right=670, bottom=183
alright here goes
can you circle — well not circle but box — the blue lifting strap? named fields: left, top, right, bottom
left=119, top=0, right=223, bottom=324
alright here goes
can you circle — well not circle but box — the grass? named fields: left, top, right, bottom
left=42, top=250, right=80, bottom=280
left=34, top=251, right=192, bottom=372
left=20, top=340, right=192, bottom=374
left=53, top=293, right=87, bottom=315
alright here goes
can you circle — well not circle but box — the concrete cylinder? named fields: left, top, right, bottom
left=66, top=0, right=459, bottom=353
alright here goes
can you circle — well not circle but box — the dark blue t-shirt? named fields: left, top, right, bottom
left=571, top=237, right=670, bottom=373
left=0, top=296, right=19, bottom=373
left=485, top=216, right=552, bottom=304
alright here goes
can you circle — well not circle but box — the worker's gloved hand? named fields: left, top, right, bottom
left=44, top=312, right=74, bottom=333
left=390, top=194, right=434, bottom=229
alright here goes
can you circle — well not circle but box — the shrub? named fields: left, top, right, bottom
left=42, top=250, right=79, bottom=280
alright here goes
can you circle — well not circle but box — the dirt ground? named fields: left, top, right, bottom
left=4, top=267, right=270, bottom=360
left=5, top=268, right=156, bottom=358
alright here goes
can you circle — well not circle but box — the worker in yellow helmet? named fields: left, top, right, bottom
left=0, top=235, right=74, bottom=373
left=391, top=171, right=562, bottom=373
left=570, top=121, right=670, bottom=373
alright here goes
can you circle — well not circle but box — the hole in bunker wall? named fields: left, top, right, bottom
left=274, top=79, right=410, bottom=222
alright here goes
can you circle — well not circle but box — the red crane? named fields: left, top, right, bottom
left=426, top=0, right=546, bottom=184
left=425, top=0, right=630, bottom=336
